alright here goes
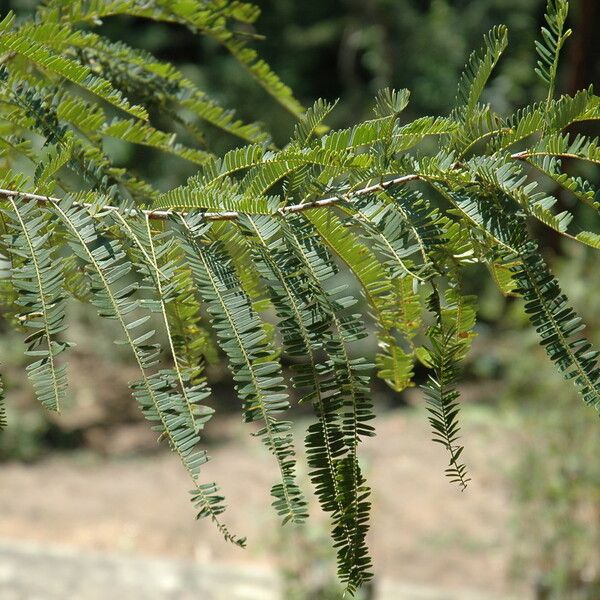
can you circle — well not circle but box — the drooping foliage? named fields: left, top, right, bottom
left=0, top=0, right=598, bottom=593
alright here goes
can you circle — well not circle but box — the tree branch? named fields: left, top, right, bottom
left=0, top=174, right=421, bottom=221
left=0, top=150, right=537, bottom=221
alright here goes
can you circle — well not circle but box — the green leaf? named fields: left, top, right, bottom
left=455, top=25, right=508, bottom=118
left=2, top=199, right=70, bottom=412
left=535, top=0, right=572, bottom=103
left=422, top=287, right=472, bottom=490
left=51, top=198, right=242, bottom=545
left=282, top=214, right=374, bottom=591
left=177, top=216, right=308, bottom=525
left=0, top=14, right=147, bottom=120
left=512, top=242, right=600, bottom=410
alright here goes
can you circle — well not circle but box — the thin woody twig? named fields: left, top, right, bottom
left=0, top=51, right=16, bottom=66
left=279, top=174, right=421, bottom=214
left=0, top=174, right=421, bottom=221
left=0, top=153, right=537, bottom=221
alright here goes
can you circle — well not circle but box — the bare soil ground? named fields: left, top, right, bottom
left=0, top=406, right=523, bottom=597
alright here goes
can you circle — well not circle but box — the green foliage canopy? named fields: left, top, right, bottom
left=0, top=0, right=598, bottom=593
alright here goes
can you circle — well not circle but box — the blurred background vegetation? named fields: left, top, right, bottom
left=0, top=1, right=599, bottom=598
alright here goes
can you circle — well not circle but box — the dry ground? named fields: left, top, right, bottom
left=0, top=405, right=524, bottom=597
